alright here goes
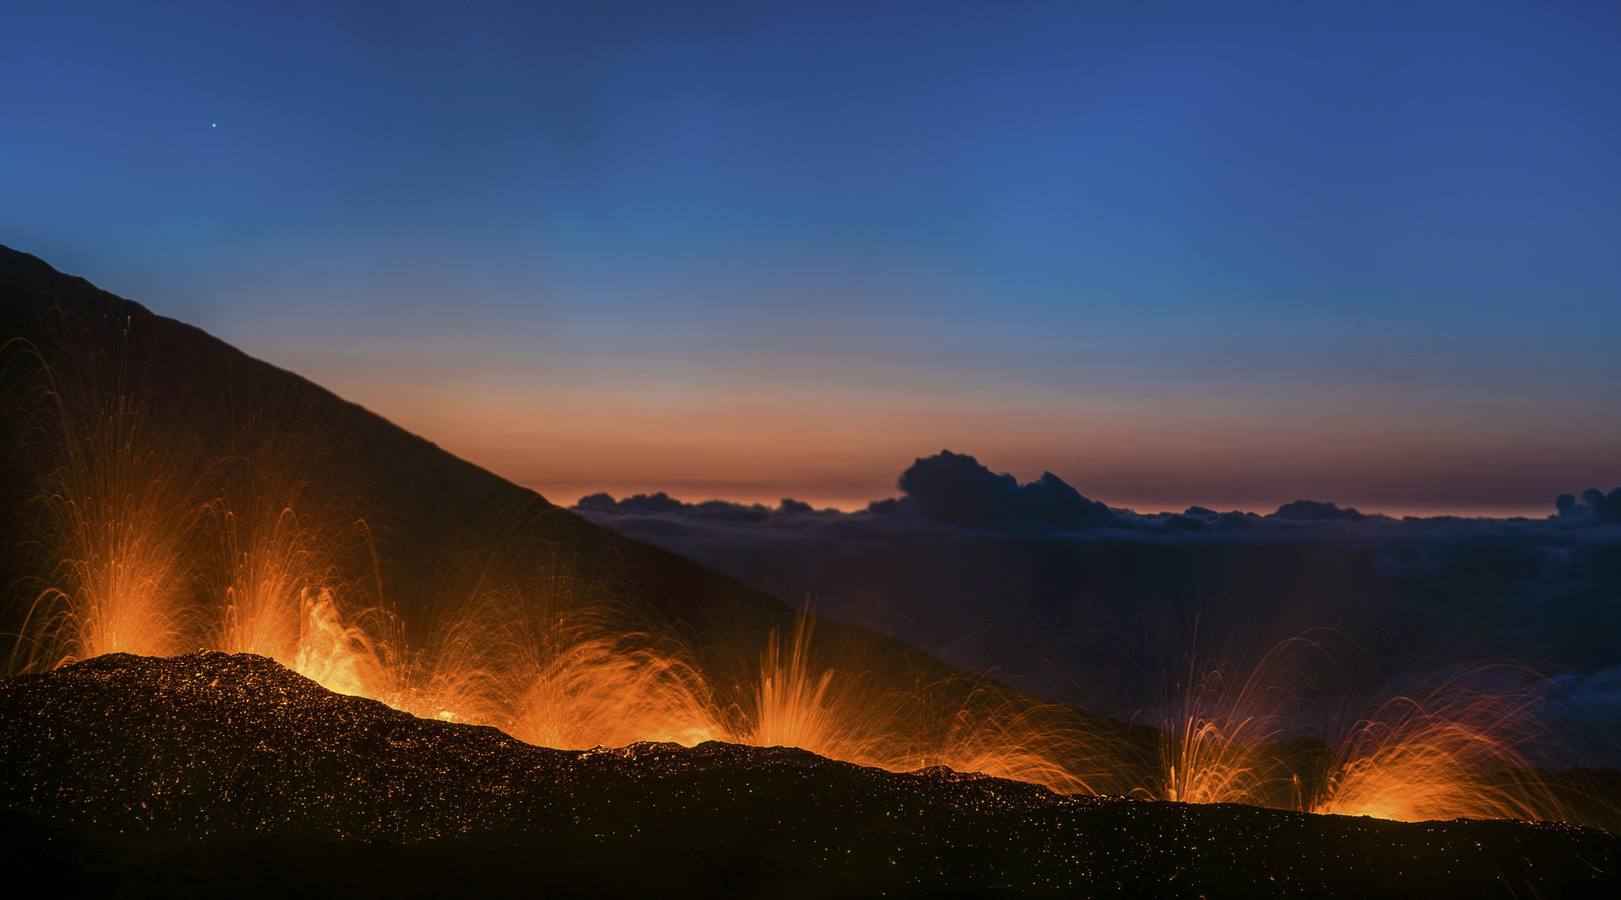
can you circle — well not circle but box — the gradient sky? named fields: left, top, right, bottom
left=4, top=1, right=1619, bottom=515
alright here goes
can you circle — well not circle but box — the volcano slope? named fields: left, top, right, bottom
left=0, top=242, right=814, bottom=666
left=0, top=243, right=1148, bottom=790
left=2, top=651, right=1616, bottom=899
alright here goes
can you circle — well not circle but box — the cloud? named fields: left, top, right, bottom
left=574, top=452, right=1621, bottom=542
left=1555, top=486, right=1621, bottom=525
left=577, top=491, right=689, bottom=516
left=890, top=450, right=1115, bottom=529
left=576, top=491, right=832, bottom=524
left=577, top=451, right=1120, bottom=533
left=1269, top=499, right=1368, bottom=522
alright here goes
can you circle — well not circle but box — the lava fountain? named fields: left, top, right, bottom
left=501, top=594, right=723, bottom=749
left=1151, top=633, right=1324, bottom=807
left=1311, top=666, right=1567, bottom=823
left=7, top=313, right=201, bottom=668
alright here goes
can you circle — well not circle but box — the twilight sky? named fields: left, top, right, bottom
left=4, top=2, right=1619, bottom=515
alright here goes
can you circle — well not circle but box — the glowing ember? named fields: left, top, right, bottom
left=291, top=588, right=388, bottom=699
left=1311, top=668, right=1566, bottom=823
left=1150, top=634, right=1321, bottom=807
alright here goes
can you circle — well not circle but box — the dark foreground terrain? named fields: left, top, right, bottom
left=0, top=653, right=1615, bottom=898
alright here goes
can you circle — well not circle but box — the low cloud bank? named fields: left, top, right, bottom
left=580, top=450, right=1128, bottom=532
left=577, top=449, right=1618, bottom=536
left=574, top=452, right=1621, bottom=762
left=881, top=450, right=1114, bottom=528
left=1556, top=487, right=1621, bottom=525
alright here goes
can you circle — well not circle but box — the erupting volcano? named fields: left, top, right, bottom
left=9, top=4, right=1619, bottom=893
left=3, top=245, right=1619, bottom=895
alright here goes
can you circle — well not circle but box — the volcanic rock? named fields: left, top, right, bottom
left=1, top=652, right=1615, bottom=897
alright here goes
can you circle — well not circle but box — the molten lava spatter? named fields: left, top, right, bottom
left=2, top=651, right=1614, bottom=898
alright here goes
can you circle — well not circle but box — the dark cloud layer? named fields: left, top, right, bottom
left=1270, top=499, right=1367, bottom=522
left=1557, top=487, right=1621, bottom=525
left=575, top=452, right=1621, bottom=762
left=577, top=451, right=1618, bottom=540
left=582, top=451, right=1124, bottom=532
left=578, top=452, right=1621, bottom=538
left=887, top=450, right=1115, bottom=529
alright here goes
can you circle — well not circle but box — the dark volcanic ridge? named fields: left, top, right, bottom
left=2, top=652, right=1617, bottom=898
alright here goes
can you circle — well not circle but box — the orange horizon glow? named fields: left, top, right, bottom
left=544, top=482, right=1556, bottom=521
left=240, top=346, right=1611, bottom=524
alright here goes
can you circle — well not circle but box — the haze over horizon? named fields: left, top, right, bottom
left=5, top=2, right=1618, bottom=516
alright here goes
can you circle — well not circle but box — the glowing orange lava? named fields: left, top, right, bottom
left=1311, top=669, right=1566, bottom=823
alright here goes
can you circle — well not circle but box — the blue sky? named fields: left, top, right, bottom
left=4, top=1, right=1618, bottom=512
